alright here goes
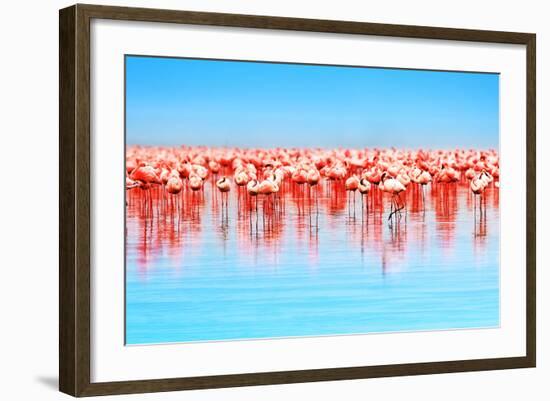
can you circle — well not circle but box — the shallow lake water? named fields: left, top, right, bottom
left=125, top=180, right=499, bottom=345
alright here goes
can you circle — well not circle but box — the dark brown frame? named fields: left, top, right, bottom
left=59, top=3, right=536, bottom=397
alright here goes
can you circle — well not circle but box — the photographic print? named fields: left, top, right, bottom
left=124, top=55, right=500, bottom=345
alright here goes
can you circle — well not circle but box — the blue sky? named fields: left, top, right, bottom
left=125, top=56, right=499, bottom=149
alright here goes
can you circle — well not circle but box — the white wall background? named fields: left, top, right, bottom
left=0, top=0, right=546, bottom=399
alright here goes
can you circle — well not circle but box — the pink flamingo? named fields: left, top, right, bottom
left=470, top=173, right=487, bottom=216
left=363, top=167, right=382, bottom=186
left=436, top=164, right=459, bottom=184
left=358, top=178, right=371, bottom=217
left=345, top=175, right=359, bottom=213
left=129, top=163, right=161, bottom=210
left=258, top=179, right=278, bottom=227
left=247, top=179, right=260, bottom=215
left=216, top=177, right=231, bottom=216
left=380, top=172, right=406, bottom=223
left=291, top=168, right=307, bottom=185
left=234, top=169, right=250, bottom=187
left=306, top=168, right=321, bottom=224
left=258, top=179, right=278, bottom=195
left=208, top=160, right=221, bottom=175
left=216, top=176, right=231, bottom=192
left=307, top=168, right=320, bottom=205
left=465, top=168, right=476, bottom=180
left=189, top=174, right=203, bottom=191
left=126, top=176, right=139, bottom=190
left=396, top=170, right=411, bottom=187
left=165, top=175, right=183, bottom=210
left=166, top=176, right=183, bottom=195
left=411, top=168, right=431, bottom=209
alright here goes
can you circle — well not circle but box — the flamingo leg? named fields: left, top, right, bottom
left=388, top=197, right=394, bottom=227
left=353, top=191, right=356, bottom=218
left=422, top=185, right=426, bottom=211
left=316, top=187, right=319, bottom=212
left=361, top=194, right=364, bottom=222
left=308, top=186, right=312, bottom=227
left=255, top=196, right=259, bottom=232
left=314, top=186, right=319, bottom=228
left=480, top=193, right=484, bottom=216
left=249, top=198, right=253, bottom=233
left=226, top=192, right=229, bottom=223
left=473, top=194, right=478, bottom=225
left=262, top=197, right=265, bottom=230
left=398, top=192, right=405, bottom=219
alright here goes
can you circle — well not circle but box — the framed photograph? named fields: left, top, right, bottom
left=59, top=4, right=536, bottom=397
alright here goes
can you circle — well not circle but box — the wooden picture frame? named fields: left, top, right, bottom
left=59, top=3, right=536, bottom=397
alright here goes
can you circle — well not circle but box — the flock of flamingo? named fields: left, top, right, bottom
left=126, top=146, right=499, bottom=230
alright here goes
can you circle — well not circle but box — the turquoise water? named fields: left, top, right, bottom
left=125, top=182, right=499, bottom=344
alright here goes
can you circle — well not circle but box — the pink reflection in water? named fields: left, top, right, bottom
left=126, top=165, right=499, bottom=277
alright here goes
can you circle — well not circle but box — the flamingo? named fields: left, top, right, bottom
left=193, top=164, right=209, bottom=181
left=216, top=177, right=231, bottom=214
left=291, top=168, right=307, bottom=185
left=247, top=179, right=259, bottom=196
left=417, top=170, right=432, bottom=186
left=306, top=168, right=320, bottom=205
left=380, top=172, right=406, bottom=223
left=208, top=160, right=221, bottom=175
left=307, top=168, right=320, bottom=186
left=258, top=178, right=278, bottom=195
left=166, top=176, right=183, bottom=195
left=177, top=162, right=193, bottom=179
left=387, top=163, right=401, bottom=178
left=247, top=179, right=260, bottom=214
left=363, top=167, right=382, bottom=186
left=411, top=168, right=431, bottom=209
left=358, top=178, right=371, bottom=217
left=159, top=167, right=170, bottom=186
left=234, top=169, right=250, bottom=186
left=345, top=175, right=359, bottom=191
left=396, top=171, right=411, bottom=187
left=164, top=175, right=183, bottom=211
left=465, top=168, right=476, bottom=180
left=188, top=174, right=203, bottom=191
left=129, top=163, right=161, bottom=185
left=358, top=178, right=371, bottom=195
left=479, top=170, right=494, bottom=186
left=470, top=175, right=486, bottom=195
left=126, top=176, right=139, bottom=190
left=216, top=176, right=231, bottom=192
left=470, top=174, right=487, bottom=216
left=292, top=168, right=308, bottom=208
left=345, top=175, right=359, bottom=213
left=258, top=179, right=278, bottom=226
left=436, top=164, right=459, bottom=184
left=129, top=163, right=161, bottom=210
